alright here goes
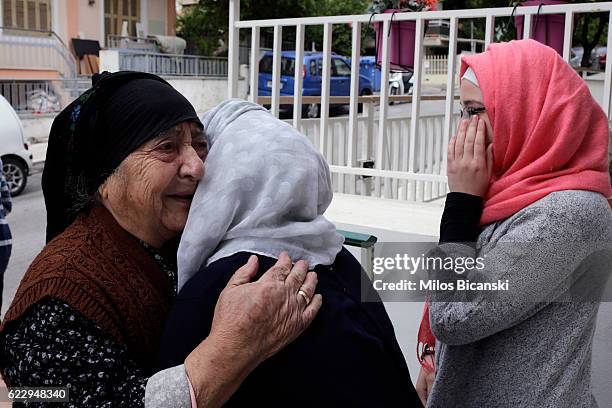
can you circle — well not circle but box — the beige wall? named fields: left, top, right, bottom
left=55, top=0, right=69, bottom=45
left=51, top=1, right=171, bottom=46
left=52, top=0, right=102, bottom=46
left=77, top=0, right=102, bottom=43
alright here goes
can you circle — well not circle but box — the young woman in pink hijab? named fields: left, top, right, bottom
left=415, top=40, right=612, bottom=407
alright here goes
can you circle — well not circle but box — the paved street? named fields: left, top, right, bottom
left=1, top=169, right=45, bottom=316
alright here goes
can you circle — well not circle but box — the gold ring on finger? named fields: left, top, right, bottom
left=297, top=289, right=311, bottom=305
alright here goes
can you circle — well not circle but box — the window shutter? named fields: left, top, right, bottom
left=27, top=0, right=36, bottom=30
left=15, top=0, right=24, bottom=28
left=39, top=1, right=48, bottom=31
left=2, top=1, right=12, bottom=28
left=2, top=1, right=51, bottom=31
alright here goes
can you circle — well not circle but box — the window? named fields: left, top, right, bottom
left=309, top=59, right=350, bottom=77
left=259, top=56, right=273, bottom=74
left=2, top=0, right=52, bottom=32
left=281, top=57, right=295, bottom=76
left=309, top=59, right=322, bottom=77
left=258, top=56, right=296, bottom=76
left=104, top=0, right=140, bottom=37
left=309, top=60, right=318, bottom=76
left=332, top=58, right=351, bottom=77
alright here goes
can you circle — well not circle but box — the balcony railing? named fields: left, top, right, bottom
left=0, top=27, right=77, bottom=79
left=106, top=34, right=158, bottom=51
left=0, top=80, right=60, bottom=115
left=227, top=1, right=612, bottom=203
left=285, top=109, right=457, bottom=202
left=110, top=49, right=228, bottom=78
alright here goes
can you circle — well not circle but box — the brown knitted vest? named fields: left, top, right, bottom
left=0, top=205, right=172, bottom=374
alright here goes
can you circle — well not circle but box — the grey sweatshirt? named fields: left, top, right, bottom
left=428, top=190, right=612, bottom=408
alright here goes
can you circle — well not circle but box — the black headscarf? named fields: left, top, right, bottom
left=42, top=71, right=202, bottom=243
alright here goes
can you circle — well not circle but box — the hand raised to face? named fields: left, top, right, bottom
left=447, top=115, right=493, bottom=197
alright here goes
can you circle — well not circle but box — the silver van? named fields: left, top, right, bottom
left=0, top=95, right=33, bottom=196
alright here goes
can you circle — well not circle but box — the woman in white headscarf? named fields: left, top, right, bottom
left=158, top=99, right=422, bottom=407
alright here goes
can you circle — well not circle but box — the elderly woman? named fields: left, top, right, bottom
left=415, top=40, right=612, bottom=407
left=0, top=72, right=321, bottom=407
left=158, top=100, right=422, bottom=407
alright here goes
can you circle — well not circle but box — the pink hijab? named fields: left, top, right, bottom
left=418, top=40, right=612, bottom=372
left=461, top=39, right=611, bottom=225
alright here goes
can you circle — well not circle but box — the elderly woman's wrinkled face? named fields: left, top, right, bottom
left=99, top=121, right=207, bottom=247
left=460, top=79, right=493, bottom=144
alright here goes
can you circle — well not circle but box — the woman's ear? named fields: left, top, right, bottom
left=98, top=164, right=126, bottom=203
left=97, top=179, right=109, bottom=202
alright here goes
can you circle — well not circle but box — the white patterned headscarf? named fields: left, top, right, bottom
left=177, top=99, right=344, bottom=290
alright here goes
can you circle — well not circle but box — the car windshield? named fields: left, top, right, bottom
left=259, top=56, right=296, bottom=76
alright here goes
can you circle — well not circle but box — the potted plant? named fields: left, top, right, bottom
left=367, top=0, right=437, bottom=72
left=513, top=0, right=568, bottom=55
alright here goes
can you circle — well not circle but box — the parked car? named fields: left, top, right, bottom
left=0, top=95, right=33, bottom=196
left=258, top=51, right=374, bottom=118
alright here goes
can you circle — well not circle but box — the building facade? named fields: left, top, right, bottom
left=0, top=0, right=176, bottom=81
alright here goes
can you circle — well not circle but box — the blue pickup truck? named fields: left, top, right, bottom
left=258, top=51, right=374, bottom=118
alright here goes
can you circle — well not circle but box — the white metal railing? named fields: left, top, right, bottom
left=0, top=80, right=60, bottom=115
left=424, top=55, right=448, bottom=76
left=287, top=111, right=459, bottom=202
left=116, top=50, right=228, bottom=77
left=0, top=27, right=77, bottom=79
left=228, top=2, right=612, bottom=203
left=106, top=34, right=158, bottom=51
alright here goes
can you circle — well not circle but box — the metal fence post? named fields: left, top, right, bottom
left=228, top=0, right=240, bottom=98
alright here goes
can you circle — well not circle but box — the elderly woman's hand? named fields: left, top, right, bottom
left=185, top=251, right=321, bottom=407
left=211, top=251, right=321, bottom=360
left=447, top=116, right=493, bottom=197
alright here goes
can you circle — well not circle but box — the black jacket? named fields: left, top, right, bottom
left=158, top=248, right=422, bottom=407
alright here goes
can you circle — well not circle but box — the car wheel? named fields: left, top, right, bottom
left=302, top=103, right=320, bottom=119
left=2, top=157, right=28, bottom=197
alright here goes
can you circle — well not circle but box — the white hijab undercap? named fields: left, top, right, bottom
left=461, top=67, right=480, bottom=88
